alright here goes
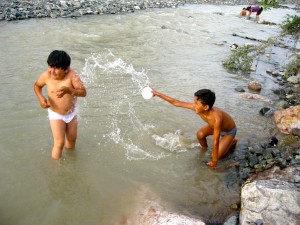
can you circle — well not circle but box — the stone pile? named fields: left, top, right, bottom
left=1, top=0, right=297, bottom=22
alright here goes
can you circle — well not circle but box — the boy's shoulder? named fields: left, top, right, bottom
left=38, top=70, right=50, bottom=81
left=210, top=107, right=227, bottom=118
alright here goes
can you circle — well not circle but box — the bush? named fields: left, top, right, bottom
left=280, top=15, right=300, bottom=45
left=283, top=55, right=300, bottom=78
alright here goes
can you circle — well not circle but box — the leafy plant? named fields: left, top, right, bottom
left=258, top=0, right=281, bottom=10
left=223, top=39, right=275, bottom=74
left=280, top=15, right=300, bottom=45
left=283, top=55, right=300, bottom=78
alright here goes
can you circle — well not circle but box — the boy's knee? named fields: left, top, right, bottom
left=197, top=130, right=205, bottom=139
left=66, top=135, right=77, bottom=143
left=53, top=141, right=64, bottom=151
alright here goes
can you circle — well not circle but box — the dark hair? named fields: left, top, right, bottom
left=47, top=50, right=71, bottom=70
left=194, top=89, right=215, bottom=109
left=246, top=6, right=251, bottom=11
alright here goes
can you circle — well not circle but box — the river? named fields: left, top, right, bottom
left=0, top=4, right=298, bottom=225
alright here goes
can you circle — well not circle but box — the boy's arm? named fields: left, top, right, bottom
left=58, top=71, right=87, bottom=98
left=70, top=72, right=87, bottom=97
left=152, top=89, right=194, bottom=111
left=207, top=114, right=222, bottom=169
left=34, top=73, right=50, bottom=108
left=248, top=8, right=252, bottom=17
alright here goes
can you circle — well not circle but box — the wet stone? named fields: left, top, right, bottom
left=248, top=154, right=259, bottom=167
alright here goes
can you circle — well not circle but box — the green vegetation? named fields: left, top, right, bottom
left=283, top=55, right=300, bottom=78
left=223, top=39, right=275, bottom=74
left=258, top=0, right=280, bottom=10
left=223, top=1, right=299, bottom=77
left=280, top=15, right=300, bottom=45
left=222, top=45, right=256, bottom=74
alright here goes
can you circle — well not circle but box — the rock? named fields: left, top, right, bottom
left=268, top=137, right=278, bottom=147
left=273, top=88, right=285, bottom=95
left=274, top=105, right=300, bottom=134
left=230, top=43, right=238, bottom=50
left=266, top=69, right=273, bottom=74
left=249, top=66, right=256, bottom=72
left=278, top=134, right=300, bottom=148
left=275, top=100, right=289, bottom=109
left=234, top=87, right=245, bottom=92
left=240, top=167, right=300, bottom=225
left=244, top=43, right=254, bottom=47
left=248, top=81, right=262, bottom=91
left=292, top=128, right=300, bottom=137
left=121, top=184, right=206, bottom=225
left=223, top=215, right=238, bottom=225
left=259, top=107, right=274, bottom=117
left=50, top=13, right=57, bottom=18
left=240, top=92, right=272, bottom=103
left=248, top=154, right=259, bottom=167
left=287, top=75, right=300, bottom=84
left=272, top=70, right=281, bottom=77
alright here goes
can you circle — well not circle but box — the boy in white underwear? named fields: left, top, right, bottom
left=151, top=88, right=238, bottom=169
left=34, top=50, right=87, bottom=159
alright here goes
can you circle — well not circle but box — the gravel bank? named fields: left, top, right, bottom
left=1, top=0, right=298, bottom=21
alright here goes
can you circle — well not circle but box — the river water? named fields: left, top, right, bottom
left=0, top=4, right=298, bottom=225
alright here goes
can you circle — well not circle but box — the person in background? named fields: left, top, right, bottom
left=34, top=50, right=87, bottom=160
left=240, top=6, right=263, bottom=20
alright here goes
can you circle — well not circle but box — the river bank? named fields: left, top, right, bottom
left=0, top=0, right=299, bottom=21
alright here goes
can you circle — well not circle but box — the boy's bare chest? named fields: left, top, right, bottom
left=47, top=78, right=72, bottom=91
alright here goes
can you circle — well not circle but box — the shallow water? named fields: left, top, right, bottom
left=0, top=4, right=299, bottom=225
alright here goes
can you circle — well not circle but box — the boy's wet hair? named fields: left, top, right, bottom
left=194, top=89, right=215, bottom=109
left=47, top=50, right=71, bottom=70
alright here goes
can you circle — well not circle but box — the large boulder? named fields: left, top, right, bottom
left=240, top=166, right=300, bottom=225
left=120, top=184, right=206, bottom=225
left=274, top=105, right=300, bottom=134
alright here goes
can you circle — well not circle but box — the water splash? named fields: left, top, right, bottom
left=152, top=129, right=199, bottom=153
left=80, top=50, right=174, bottom=160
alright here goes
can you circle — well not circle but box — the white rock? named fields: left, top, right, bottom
left=240, top=167, right=300, bottom=225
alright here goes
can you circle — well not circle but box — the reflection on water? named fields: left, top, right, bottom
left=0, top=4, right=298, bottom=225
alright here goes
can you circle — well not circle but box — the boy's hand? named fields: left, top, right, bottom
left=57, top=86, right=70, bottom=98
left=206, top=161, right=217, bottom=169
left=151, top=88, right=158, bottom=96
left=40, top=98, right=50, bottom=108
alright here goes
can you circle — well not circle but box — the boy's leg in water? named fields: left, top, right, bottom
left=197, top=125, right=214, bottom=150
left=65, top=116, right=77, bottom=149
left=50, top=119, right=66, bottom=160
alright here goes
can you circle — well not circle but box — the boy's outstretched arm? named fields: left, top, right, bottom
left=152, top=89, right=194, bottom=110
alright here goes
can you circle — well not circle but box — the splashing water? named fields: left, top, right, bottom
left=80, top=50, right=189, bottom=160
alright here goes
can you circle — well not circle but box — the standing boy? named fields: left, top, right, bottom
left=152, top=89, right=237, bottom=169
left=34, top=50, right=87, bottom=160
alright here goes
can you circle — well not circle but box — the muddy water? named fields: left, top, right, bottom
left=0, top=4, right=298, bottom=224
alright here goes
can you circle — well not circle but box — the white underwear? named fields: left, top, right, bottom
left=47, top=108, right=78, bottom=123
